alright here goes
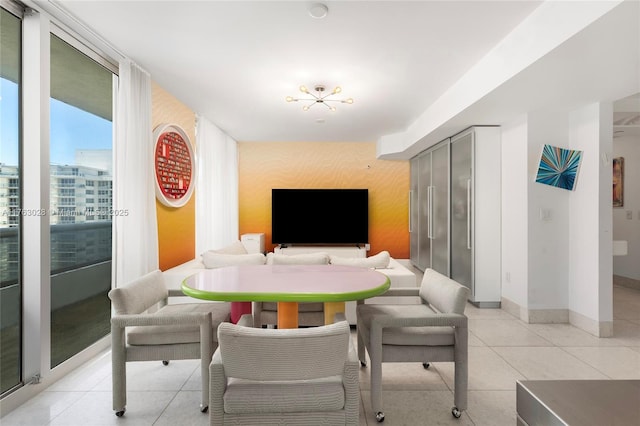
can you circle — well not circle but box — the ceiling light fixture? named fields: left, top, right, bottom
left=286, top=85, right=354, bottom=111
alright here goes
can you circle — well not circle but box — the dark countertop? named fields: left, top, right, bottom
left=517, top=380, right=640, bottom=426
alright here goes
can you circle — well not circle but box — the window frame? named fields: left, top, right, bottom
left=1, top=0, right=120, bottom=406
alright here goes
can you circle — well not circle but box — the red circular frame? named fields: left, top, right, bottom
left=153, top=124, right=196, bottom=208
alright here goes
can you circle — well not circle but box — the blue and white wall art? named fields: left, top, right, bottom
left=535, top=144, right=583, bottom=191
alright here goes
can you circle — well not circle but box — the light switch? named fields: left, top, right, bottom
left=540, top=208, right=552, bottom=221
left=627, top=210, right=633, bottom=220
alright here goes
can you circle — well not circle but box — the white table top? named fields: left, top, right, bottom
left=181, top=264, right=390, bottom=302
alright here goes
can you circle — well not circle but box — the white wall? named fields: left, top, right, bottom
left=501, top=105, right=615, bottom=334
left=501, top=116, right=529, bottom=308
left=527, top=111, right=570, bottom=311
left=613, top=134, right=640, bottom=280
left=567, top=102, right=613, bottom=336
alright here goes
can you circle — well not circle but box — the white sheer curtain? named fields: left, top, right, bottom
left=195, top=114, right=239, bottom=255
left=114, top=59, right=159, bottom=285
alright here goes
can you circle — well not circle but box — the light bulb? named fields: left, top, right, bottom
left=344, top=98, right=354, bottom=104
left=299, top=85, right=308, bottom=94
left=332, top=86, right=342, bottom=94
left=286, top=96, right=294, bottom=102
left=329, top=106, right=336, bottom=111
left=303, top=105, right=310, bottom=111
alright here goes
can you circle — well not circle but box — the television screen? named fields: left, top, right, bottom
left=271, top=189, right=368, bottom=245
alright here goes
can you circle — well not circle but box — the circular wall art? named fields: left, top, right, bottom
left=153, top=123, right=196, bottom=208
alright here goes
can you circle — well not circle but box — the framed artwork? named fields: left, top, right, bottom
left=613, top=157, right=624, bottom=207
left=153, top=123, right=196, bottom=208
left=535, top=144, right=583, bottom=191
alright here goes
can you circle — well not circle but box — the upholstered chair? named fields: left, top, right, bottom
left=209, top=314, right=359, bottom=425
left=357, top=268, right=470, bottom=422
left=108, top=270, right=230, bottom=416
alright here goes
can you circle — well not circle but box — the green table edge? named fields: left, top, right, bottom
left=181, top=275, right=391, bottom=302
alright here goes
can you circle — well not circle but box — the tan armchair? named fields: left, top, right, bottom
left=108, top=270, right=230, bottom=416
left=209, top=314, right=359, bottom=425
left=357, top=268, right=470, bottom=422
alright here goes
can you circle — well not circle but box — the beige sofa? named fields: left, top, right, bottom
left=163, top=239, right=261, bottom=291
left=163, top=248, right=417, bottom=325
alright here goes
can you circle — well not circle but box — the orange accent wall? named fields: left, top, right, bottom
left=152, top=82, right=196, bottom=270
left=238, top=142, right=410, bottom=258
left=150, top=84, right=410, bottom=264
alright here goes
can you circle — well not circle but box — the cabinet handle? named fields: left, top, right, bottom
left=428, top=186, right=434, bottom=239
left=408, top=190, right=413, bottom=232
left=466, top=178, right=472, bottom=250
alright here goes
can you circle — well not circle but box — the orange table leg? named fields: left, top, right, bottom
left=323, top=301, right=346, bottom=325
left=277, top=301, right=299, bottom=329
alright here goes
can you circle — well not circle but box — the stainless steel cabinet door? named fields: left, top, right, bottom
left=409, top=157, right=420, bottom=266
left=430, top=142, right=449, bottom=276
left=417, top=152, right=432, bottom=271
left=450, top=131, right=473, bottom=294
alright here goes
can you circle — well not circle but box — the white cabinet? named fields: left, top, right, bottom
left=410, top=126, right=501, bottom=307
left=240, top=233, right=265, bottom=254
left=410, top=140, right=450, bottom=276
left=450, top=127, right=501, bottom=307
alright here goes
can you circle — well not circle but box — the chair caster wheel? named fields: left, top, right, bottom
left=200, top=405, right=208, bottom=413
left=360, top=360, right=367, bottom=367
left=452, top=407, right=462, bottom=418
left=422, top=362, right=430, bottom=369
left=162, top=360, right=169, bottom=366
left=115, top=410, right=125, bottom=417
left=375, top=411, right=385, bottom=422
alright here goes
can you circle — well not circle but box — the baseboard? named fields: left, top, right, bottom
left=527, top=309, right=569, bottom=324
left=500, top=297, right=522, bottom=320
left=569, top=310, right=613, bottom=337
left=470, top=301, right=501, bottom=308
left=500, top=297, right=612, bottom=337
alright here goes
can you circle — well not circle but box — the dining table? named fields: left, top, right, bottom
left=181, top=264, right=390, bottom=329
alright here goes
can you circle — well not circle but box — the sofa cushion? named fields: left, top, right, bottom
left=202, top=252, right=266, bottom=269
left=206, top=240, right=248, bottom=255
left=127, top=302, right=231, bottom=345
left=266, top=252, right=330, bottom=265
left=330, top=250, right=390, bottom=269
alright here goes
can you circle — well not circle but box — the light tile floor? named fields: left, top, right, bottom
left=2, top=284, right=639, bottom=426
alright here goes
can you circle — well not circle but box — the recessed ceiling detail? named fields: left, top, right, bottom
left=309, top=3, right=328, bottom=19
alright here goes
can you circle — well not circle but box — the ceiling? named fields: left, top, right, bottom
left=47, top=0, right=639, bottom=152
left=50, top=1, right=542, bottom=140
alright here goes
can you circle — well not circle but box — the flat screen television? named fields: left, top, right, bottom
left=271, top=189, right=368, bottom=245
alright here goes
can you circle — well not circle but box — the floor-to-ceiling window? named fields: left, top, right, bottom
left=0, top=0, right=118, bottom=398
left=49, top=33, right=114, bottom=367
left=0, top=4, right=22, bottom=396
